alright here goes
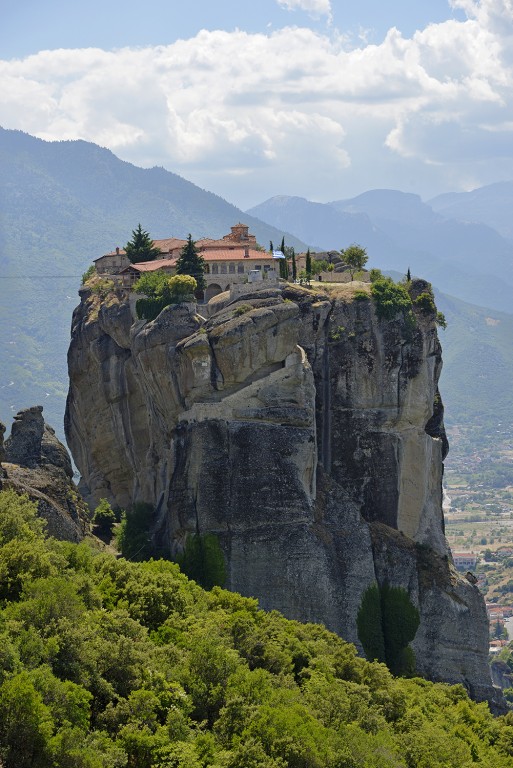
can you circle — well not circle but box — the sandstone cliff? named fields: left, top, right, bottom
left=1, top=406, right=88, bottom=541
left=65, top=280, right=499, bottom=706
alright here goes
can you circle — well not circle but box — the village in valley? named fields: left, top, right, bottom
left=443, top=424, right=513, bottom=653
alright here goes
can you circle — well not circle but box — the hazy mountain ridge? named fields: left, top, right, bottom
left=248, top=191, right=513, bottom=313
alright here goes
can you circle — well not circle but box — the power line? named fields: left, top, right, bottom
left=0, top=275, right=82, bottom=279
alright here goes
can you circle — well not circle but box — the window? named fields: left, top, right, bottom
left=237, top=264, right=244, bottom=273
left=221, top=264, right=227, bottom=274
left=212, top=264, right=219, bottom=274
left=229, top=263, right=235, bottom=274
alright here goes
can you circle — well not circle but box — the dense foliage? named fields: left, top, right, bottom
left=370, top=276, right=413, bottom=321
left=134, top=273, right=197, bottom=320
left=1, top=488, right=513, bottom=767
left=357, top=584, right=419, bottom=676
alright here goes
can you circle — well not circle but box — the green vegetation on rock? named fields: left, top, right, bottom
left=134, top=273, right=197, bottom=321
left=178, top=533, right=227, bottom=590
left=370, top=276, right=412, bottom=321
left=1, top=488, right=513, bottom=767
left=357, top=582, right=420, bottom=676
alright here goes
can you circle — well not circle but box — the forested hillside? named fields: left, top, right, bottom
left=1, top=487, right=513, bottom=768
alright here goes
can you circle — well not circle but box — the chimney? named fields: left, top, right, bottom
left=116, top=247, right=120, bottom=255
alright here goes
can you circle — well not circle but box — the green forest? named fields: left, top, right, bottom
left=1, top=487, right=513, bottom=768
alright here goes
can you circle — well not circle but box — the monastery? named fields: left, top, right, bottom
left=94, top=224, right=284, bottom=302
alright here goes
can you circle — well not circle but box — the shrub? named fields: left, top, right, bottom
left=90, top=278, right=115, bottom=299
left=369, top=268, right=383, bottom=283
left=178, top=533, right=226, bottom=590
left=353, top=290, right=370, bottom=302
left=233, top=304, right=252, bottom=316
left=413, top=291, right=436, bottom=314
left=357, top=582, right=419, bottom=676
left=436, top=311, right=447, bottom=329
left=92, top=499, right=116, bottom=534
left=134, top=273, right=197, bottom=320
left=370, top=276, right=412, bottom=320
left=81, top=265, right=95, bottom=284
left=115, top=503, right=154, bottom=561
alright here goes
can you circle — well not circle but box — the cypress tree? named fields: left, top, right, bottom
left=125, top=224, right=161, bottom=264
left=175, top=234, right=206, bottom=291
left=306, top=249, right=312, bottom=277
left=406, top=267, right=411, bottom=282
left=291, top=248, right=297, bottom=281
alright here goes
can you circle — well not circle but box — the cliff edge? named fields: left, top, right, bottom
left=65, top=279, right=499, bottom=706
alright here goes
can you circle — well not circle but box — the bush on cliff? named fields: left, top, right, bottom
left=178, top=532, right=227, bottom=590
left=1, top=488, right=513, bottom=768
left=357, top=582, right=419, bottom=676
left=370, top=276, right=413, bottom=320
left=134, top=273, right=197, bottom=320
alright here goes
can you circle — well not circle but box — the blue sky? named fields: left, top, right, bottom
left=2, top=1, right=465, bottom=57
left=1, top=1, right=512, bottom=209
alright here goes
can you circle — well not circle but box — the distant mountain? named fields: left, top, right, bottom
left=435, top=292, right=513, bottom=426
left=0, top=128, right=308, bottom=436
left=248, top=191, right=513, bottom=312
left=429, top=181, right=513, bottom=241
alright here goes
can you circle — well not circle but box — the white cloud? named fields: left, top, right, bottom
left=277, top=0, right=332, bottom=19
left=1, top=1, right=513, bottom=206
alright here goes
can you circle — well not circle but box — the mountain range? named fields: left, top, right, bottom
left=248, top=189, right=513, bottom=313
left=1, top=126, right=513, bottom=451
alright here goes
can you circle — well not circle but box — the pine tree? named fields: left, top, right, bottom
left=175, top=234, right=206, bottom=291
left=124, top=224, right=161, bottom=264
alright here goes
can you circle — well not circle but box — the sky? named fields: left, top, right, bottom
left=1, top=0, right=513, bottom=209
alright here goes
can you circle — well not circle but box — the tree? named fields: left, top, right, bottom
left=291, top=248, right=297, bottom=281
left=125, top=224, right=161, bottom=264
left=175, top=235, right=206, bottom=291
left=305, top=249, right=312, bottom=278
left=406, top=267, right=411, bottom=282
left=93, top=498, right=116, bottom=534
left=341, top=243, right=368, bottom=279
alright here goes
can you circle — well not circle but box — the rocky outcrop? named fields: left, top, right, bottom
left=66, top=280, right=499, bottom=706
left=1, top=406, right=88, bottom=541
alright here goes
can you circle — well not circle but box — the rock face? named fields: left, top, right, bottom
left=1, top=406, right=87, bottom=541
left=66, top=280, right=500, bottom=707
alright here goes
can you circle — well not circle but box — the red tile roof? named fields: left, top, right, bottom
left=202, top=249, right=273, bottom=261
